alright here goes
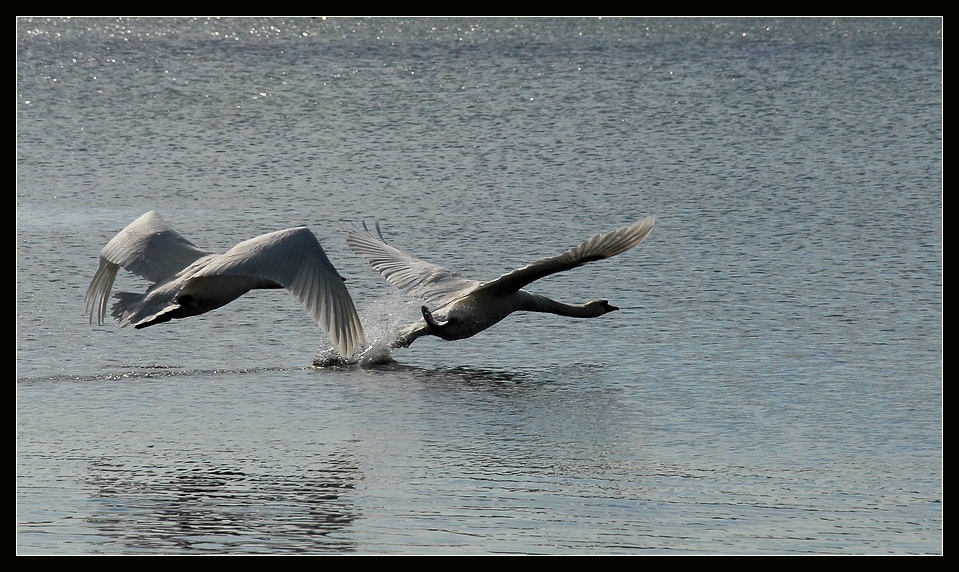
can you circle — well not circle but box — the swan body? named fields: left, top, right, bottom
left=85, top=211, right=366, bottom=357
left=345, top=216, right=655, bottom=348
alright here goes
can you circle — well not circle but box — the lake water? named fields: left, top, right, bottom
left=17, top=17, right=942, bottom=554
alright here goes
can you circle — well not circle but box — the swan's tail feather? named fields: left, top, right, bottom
left=110, top=291, right=147, bottom=328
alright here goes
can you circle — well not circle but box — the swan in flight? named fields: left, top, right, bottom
left=345, top=216, right=655, bottom=348
left=85, top=211, right=366, bottom=357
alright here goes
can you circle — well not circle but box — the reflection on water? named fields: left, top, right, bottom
left=83, top=452, right=359, bottom=553
left=358, top=360, right=534, bottom=385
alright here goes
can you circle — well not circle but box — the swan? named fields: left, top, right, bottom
left=345, top=216, right=655, bottom=348
left=85, top=211, right=366, bottom=357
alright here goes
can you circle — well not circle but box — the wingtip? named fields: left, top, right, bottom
left=629, top=215, right=656, bottom=240
left=636, top=214, right=656, bottom=227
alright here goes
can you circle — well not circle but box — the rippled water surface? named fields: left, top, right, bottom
left=17, top=17, right=942, bottom=554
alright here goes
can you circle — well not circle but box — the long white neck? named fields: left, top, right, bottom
left=519, top=292, right=613, bottom=318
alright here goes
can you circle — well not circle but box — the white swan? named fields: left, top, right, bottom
left=85, top=211, right=366, bottom=357
left=345, top=216, right=655, bottom=348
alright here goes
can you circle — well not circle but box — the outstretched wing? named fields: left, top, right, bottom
left=85, top=211, right=210, bottom=325
left=475, top=216, right=656, bottom=297
left=345, top=222, right=481, bottom=306
left=191, top=227, right=366, bottom=357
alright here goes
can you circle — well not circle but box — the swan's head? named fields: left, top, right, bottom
left=588, top=299, right=619, bottom=315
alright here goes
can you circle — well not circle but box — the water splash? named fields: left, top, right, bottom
left=312, top=293, right=418, bottom=368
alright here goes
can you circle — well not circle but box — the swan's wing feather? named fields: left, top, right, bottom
left=85, top=211, right=210, bottom=325
left=345, top=225, right=480, bottom=306
left=99, top=211, right=210, bottom=282
left=190, top=227, right=366, bottom=357
left=85, top=257, right=122, bottom=325
left=478, top=216, right=656, bottom=296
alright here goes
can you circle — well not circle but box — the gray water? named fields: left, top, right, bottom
left=17, top=17, right=942, bottom=554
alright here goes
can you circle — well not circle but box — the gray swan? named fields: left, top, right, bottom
left=85, top=211, right=366, bottom=357
left=345, top=216, right=655, bottom=348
